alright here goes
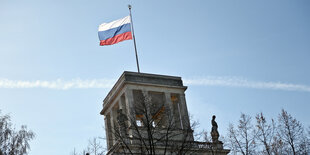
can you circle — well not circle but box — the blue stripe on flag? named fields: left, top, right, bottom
left=98, top=23, right=131, bottom=41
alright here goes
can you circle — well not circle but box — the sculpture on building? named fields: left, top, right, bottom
left=101, top=72, right=230, bottom=154
left=117, top=109, right=128, bottom=137
left=211, top=115, right=220, bottom=143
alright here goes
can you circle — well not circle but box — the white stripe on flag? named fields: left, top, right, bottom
left=98, top=16, right=131, bottom=32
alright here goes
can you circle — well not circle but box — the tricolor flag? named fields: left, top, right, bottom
left=98, top=16, right=132, bottom=46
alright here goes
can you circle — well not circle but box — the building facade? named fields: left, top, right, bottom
left=100, top=71, right=229, bottom=155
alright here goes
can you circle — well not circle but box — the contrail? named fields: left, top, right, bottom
left=183, top=77, right=310, bottom=93
left=0, top=79, right=115, bottom=90
left=0, top=77, right=309, bottom=92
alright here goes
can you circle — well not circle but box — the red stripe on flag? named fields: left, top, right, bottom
left=100, top=32, right=132, bottom=46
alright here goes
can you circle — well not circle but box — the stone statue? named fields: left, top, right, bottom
left=211, top=115, right=220, bottom=143
left=117, top=109, right=128, bottom=136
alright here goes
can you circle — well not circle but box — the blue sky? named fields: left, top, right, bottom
left=1, top=0, right=310, bottom=154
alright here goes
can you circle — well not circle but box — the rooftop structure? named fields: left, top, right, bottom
left=100, top=71, right=230, bottom=154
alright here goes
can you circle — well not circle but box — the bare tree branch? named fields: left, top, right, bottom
left=278, top=109, right=305, bottom=155
left=0, top=111, right=35, bottom=155
left=227, top=113, right=257, bottom=155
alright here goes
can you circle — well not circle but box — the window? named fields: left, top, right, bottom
left=132, top=90, right=167, bottom=128
left=136, top=120, right=142, bottom=127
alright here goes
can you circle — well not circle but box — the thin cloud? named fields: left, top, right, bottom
left=0, top=79, right=115, bottom=90
left=183, top=77, right=310, bottom=92
left=0, top=77, right=309, bottom=92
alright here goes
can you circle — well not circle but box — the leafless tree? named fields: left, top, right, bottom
left=298, top=134, right=310, bottom=155
left=306, top=126, right=310, bottom=154
left=0, top=110, right=35, bottom=155
left=87, top=137, right=105, bottom=155
left=71, top=137, right=106, bottom=155
left=277, top=109, right=304, bottom=155
left=227, top=110, right=310, bottom=155
left=255, top=112, right=276, bottom=155
left=109, top=90, right=204, bottom=155
left=227, top=113, right=257, bottom=155
left=194, top=129, right=211, bottom=143
left=70, top=148, right=78, bottom=155
left=268, top=133, right=287, bottom=155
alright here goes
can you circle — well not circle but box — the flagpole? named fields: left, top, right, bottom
left=128, top=5, right=140, bottom=73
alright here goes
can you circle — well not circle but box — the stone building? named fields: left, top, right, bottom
left=100, top=71, right=230, bottom=154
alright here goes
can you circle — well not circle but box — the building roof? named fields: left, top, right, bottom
left=100, top=71, right=187, bottom=115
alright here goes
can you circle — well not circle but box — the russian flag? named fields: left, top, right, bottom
left=98, top=16, right=132, bottom=46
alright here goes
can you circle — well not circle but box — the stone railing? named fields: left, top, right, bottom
left=106, top=138, right=223, bottom=155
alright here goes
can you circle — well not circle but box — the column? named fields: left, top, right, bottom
left=179, top=93, right=190, bottom=129
left=164, top=92, right=174, bottom=127
left=105, top=114, right=113, bottom=149
left=109, top=111, right=116, bottom=145
left=125, top=89, right=135, bottom=136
